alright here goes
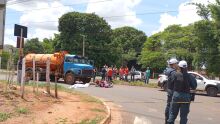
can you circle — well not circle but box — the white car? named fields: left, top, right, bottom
left=126, top=71, right=145, bottom=81
left=158, top=71, right=220, bottom=97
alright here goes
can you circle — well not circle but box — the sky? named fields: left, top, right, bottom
left=3, top=0, right=216, bottom=46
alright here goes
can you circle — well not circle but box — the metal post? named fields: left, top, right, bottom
left=33, top=56, right=35, bottom=92
left=46, top=57, right=50, bottom=94
left=55, top=73, right=58, bottom=98
left=17, top=29, right=23, bottom=84
left=19, top=29, right=23, bottom=57
left=81, top=35, right=86, bottom=57
left=21, top=58, right=25, bottom=99
left=36, top=72, right=39, bottom=94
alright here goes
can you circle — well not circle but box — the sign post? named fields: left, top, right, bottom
left=14, top=24, right=28, bottom=84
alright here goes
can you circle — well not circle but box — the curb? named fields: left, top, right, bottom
left=100, top=99, right=111, bottom=124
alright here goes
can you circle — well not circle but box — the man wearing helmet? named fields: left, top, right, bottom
left=167, top=60, right=197, bottom=124
left=164, top=58, right=179, bottom=124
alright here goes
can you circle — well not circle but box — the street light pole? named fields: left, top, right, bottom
left=81, top=35, right=86, bottom=57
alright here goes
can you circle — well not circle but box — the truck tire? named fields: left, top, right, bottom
left=82, top=78, right=91, bottom=84
left=65, top=73, right=75, bottom=85
left=50, top=75, right=55, bottom=82
left=206, top=87, right=218, bottom=97
left=26, top=69, right=33, bottom=80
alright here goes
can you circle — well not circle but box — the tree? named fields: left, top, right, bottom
left=161, top=25, right=196, bottom=69
left=42, top=38, right=54, bottom=53
left=24, top=38, right=44, bottom=55
left=192, top=0, right=220, bottom=76
left=139, top=33, right=166, bottom=70
left=59, top=12, right=114, bottom=67
left=112, top=26, right=147, bottom=66
left=0, top=51, right=10, bottom=69
left=193, top=20, right=220, bottom=75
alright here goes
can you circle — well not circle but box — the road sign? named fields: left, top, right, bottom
left=14, top=24, right=28, bottom=38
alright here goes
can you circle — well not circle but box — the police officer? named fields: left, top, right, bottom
left=167, top=60, right=197, bottom=124
left=164, top=58, right=179, bottom=124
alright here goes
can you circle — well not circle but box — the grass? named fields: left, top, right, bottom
left=90, top=108, right=105, bottom=113
left=0, top=112, right=11, bottom=122
left=79, top=116, right=104, bottom=124
left=55, top=117, right=68, bottom=124
left=16, top=107, right=29, bottom=114
left=113, top=80, right=159, bottom=88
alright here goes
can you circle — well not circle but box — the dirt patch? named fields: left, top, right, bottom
left=0, top=83, right=107, bottom=124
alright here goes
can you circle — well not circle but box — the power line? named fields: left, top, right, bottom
left=5, top=9, right=197, bottom=26
left=6, top=0, right=112, bottom=11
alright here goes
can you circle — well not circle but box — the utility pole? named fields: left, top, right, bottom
left=82, top=35, right=85, bottom=57
left=80, top=34, right=86, bottom=57
left=0, top=0, right=6, bottom=70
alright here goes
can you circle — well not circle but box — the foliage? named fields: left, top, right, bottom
left=112, top=26, right=147, bottom=64
left=58, top=12, right=115, bottom=67
left=0, top=51, right=10, bottom=69
left=79, top=116, right=103, bottom=124
left=42, top=38, right=54, bottom=53
left=0, top=112, right=10, bottom=122
left=24, top=38, right=44, bottom=55
left=112, top=80, right=158, bottom=88
left=192, top=0, right=220, bottom=75
left=16, top=107, right=29, bottom=114
left=139, top=33, right=166, bottom=69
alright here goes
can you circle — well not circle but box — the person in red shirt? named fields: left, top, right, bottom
left=119, top=66, right=124, bottom=80
left=107, top=67, right=113, bottom=82
left=124, top=66, right=129, bottom=81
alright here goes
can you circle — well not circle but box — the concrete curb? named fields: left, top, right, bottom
left=100, top=99, right=111, bottom=124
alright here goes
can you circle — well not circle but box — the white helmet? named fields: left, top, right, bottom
left=168, top=58, right=178, bottom=65
left=178, top=60, right=187, bottom=68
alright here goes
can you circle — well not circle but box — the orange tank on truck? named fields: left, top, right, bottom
left=25, top=51, right=67, bottom=74
left=24, top=51, right=94, bottom=84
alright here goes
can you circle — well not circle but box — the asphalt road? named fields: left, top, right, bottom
left=1, top=73, right=220, bottom=124
left=76, top=85, right=220, bottom=124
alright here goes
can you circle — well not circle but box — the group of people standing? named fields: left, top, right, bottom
left=101, top=65, right=118, bottom=82
left=164, top=58, right=197, bottom=124
left=98, top=65, right=151, bottom=84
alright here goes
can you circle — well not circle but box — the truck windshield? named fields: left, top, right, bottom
left=65, top=57, right=89, bottom=64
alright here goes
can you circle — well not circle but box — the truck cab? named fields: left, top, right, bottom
left=64, top=55, right=94, bottom=84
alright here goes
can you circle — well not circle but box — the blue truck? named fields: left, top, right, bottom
left=25, top=52, right=94, bottom=84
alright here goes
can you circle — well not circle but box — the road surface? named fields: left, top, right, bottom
left=76, top=85, right=220, bottom=124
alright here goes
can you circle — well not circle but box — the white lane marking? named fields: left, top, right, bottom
left=134, top=116, right=152, bottom=124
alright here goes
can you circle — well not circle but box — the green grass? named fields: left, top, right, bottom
left=0, top=112, right=11, bottom=122
left=79, top=116, right=103, bottom=124
left=90, top=108, right=105, bottom=113
left=16, top=107, right=29, bottom=114
left=113, top=80, right=158, bottom=88
left=55, top=117, right=68, bottom=124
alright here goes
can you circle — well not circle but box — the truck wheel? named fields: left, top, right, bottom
left=26, top=69, right=33, bottom=80
left=65, top=73, right=75, bottom=85
left=163, top=82, right=167, bottom=91
left=50, top=75, right=55, bottom=82
left=206, top=87, right=218, bottom=97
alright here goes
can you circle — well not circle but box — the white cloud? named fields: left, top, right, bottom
left=153, top=0, right=216, bottom=34
left=3, top=28, right=15, bottom=46
left=6, top=0, right=73, bottom=41
left=86, top=0, right=142, bottom=28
